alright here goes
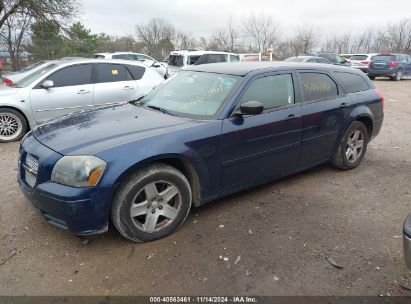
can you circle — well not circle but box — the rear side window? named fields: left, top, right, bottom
left=334, top=72, right=370, bottom=93
left=300, top=73, right=338, bottom=102
left=47, top=64, right=93, bottom=88
left=127, top=65, right=146, bottom=80
left=97, top=63, right=133, bottom=83
left=112, top=54, right=130, bottom=60
left=241, top=74, right=294, bottom=109
left=230, top=55, right=240, bottom=62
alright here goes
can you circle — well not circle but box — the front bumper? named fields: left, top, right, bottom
left=403, top=214, right=411, bottom=269
left=18, top=134, right=113, bottom=235
left=19, top=179, right=112, bottom=235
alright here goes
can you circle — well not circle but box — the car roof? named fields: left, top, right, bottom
left=170, top=50, right=237, bottom=56
left=52, top=58, right=148, bottom=68
left=185, top=61, right=362, bottom=76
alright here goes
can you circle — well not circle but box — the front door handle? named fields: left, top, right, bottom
left=122, top=86, right=136, bottom=91
left=77, top=89, right=91, bottom=94
left=340, top=102, right=349, bottom=108
left=287, top=114, right=299, bottom=123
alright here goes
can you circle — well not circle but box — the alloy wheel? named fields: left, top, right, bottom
left=0, top=113, right=22, bottom=141
left=129, top=180, right=181, bottom=233
left=345, top=130, right=364, bottom=163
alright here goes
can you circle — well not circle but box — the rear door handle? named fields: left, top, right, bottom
left=77, top=89, right=91, bottom=94
left=122, top=86, right=136, bottom=91
left=340, top=102, right=349, bottom=108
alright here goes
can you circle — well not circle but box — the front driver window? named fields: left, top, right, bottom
left=240, top=74, right=295, bottom=109
left=47, top=64, right=93, bottom=88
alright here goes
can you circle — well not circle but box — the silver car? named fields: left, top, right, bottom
left=0, top=59, right=164, bottom=142
left=404, top=214, right=411, bottom=269
left=349, top=53, right=379, bottom=73
left=284, top=56, right=332, bottom=64
left=94, top=52, right=169, bottom=79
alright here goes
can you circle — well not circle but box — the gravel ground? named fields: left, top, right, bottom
left=0, top=79, right=410, bottom=296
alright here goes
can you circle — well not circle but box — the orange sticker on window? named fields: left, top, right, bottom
left=112, top=69, right=118, bottom=75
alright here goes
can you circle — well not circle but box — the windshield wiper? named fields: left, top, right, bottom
left=130, top=95, right=145, bottom=106
left=146, top=105, right=174, bottom=116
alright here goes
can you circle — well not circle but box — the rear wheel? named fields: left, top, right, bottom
left=331, top=121, right=368, bottom=170
left=111, top=163, right=192, bottom=242
left=391, top=69, right=403, bottom=81
left=0, top=108, right=27, bottom=143
left=368, top=75, right=375, bottom=80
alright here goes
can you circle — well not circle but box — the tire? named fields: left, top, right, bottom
left=0, top=108, right=27, bottom=143
left=331, top=121, right=368, bottom=170
left=368, top=75, right=375, bottom=80
left=111, top=163, right=192, bottom=242
left=391, top=69, right=403, bottom=81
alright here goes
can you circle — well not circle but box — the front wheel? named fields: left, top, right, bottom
left=111, top=163, right=192, bottom=242
left=331, top=121, right=368, bottom=170
left=0, top=108, right=27, bottom=143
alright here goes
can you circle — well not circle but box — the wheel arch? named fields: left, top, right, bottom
left=111, top=154, right=203, bottom=207
left=0, top=106, right=31, bottom=131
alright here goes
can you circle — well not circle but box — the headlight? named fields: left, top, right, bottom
left=51, top=156, right=106, bottom=187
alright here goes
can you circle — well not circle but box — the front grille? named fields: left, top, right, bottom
left=25, top=154, right=39, bottom=173
left=23, top=153, right=39, bottom=188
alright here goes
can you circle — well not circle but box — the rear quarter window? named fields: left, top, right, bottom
left=127, top=65, right=145, bottom=80
left=350, top=55, right=368, bottom=61
left=333, top=72, right=370, bottom=93
left=300, top=72, right=338, bottom=102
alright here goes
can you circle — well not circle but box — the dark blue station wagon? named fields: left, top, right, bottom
left=18, top=62, right=384, bottom=242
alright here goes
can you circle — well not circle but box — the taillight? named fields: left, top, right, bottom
left=3, top=78, right=12, bottom=85
left=390, top=61, right=398, bottom=68
left=375, top=89, right=384, bottom=110
left=361, top=60, right=370, bottom=65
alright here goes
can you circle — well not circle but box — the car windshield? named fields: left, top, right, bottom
left=168, top=55, right=184, bottom=67
left=141, top=71, right=239, bottom=117
left=284, top=57, right=306, bottom=62
left=14, top=63, right=58, bottom=88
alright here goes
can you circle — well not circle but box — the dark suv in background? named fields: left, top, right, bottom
left=310, top=52, right=351, bottom=66
left=368, top=54, right=411, bottom=81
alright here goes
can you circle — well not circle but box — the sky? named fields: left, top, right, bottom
left=81, top=0, right=411, bottom=38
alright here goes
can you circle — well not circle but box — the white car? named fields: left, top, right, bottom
left=167, top=50, right=240, bottom=76
left=0, top=59, right=164, bottom=142
left=2, top=60, right=54, bottom=85
left=94, top=52, right=169, bottom=79
left=348, top=53, right=379, bottom=73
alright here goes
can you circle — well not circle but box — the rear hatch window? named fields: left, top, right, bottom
left=350, top=55, right=368, bottom=61
left=168, top=55, right=184, bottom=67
left=372, top=55, right=396, bottom=62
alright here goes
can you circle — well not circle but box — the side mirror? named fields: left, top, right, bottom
left=237, top=100, right=264, bottom=116
left=153, top=62, right=161, bottom=68
left=42, top=80, right=54, bottom=89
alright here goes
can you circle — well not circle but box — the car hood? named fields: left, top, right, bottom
left=33, top=104, right=198, bottom=155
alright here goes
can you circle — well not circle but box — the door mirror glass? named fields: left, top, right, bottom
left=42, top=80, right=54, bottom=89
left=239, top=100, right=264, bottom=115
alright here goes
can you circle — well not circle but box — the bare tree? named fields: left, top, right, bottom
left=290, top=25, right=317, bottom=56
left=243, top=12, right=280, bottom=53
left=0, top=0, right=78, bottom=30
left=0, top=10, right=32, bottom=70
left=174, top=31, right=197, bottom=50
left=136, top=18, right=176, bottom=60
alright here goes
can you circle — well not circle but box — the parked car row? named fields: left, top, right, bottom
left=0, top=59, right=164, bottom=142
